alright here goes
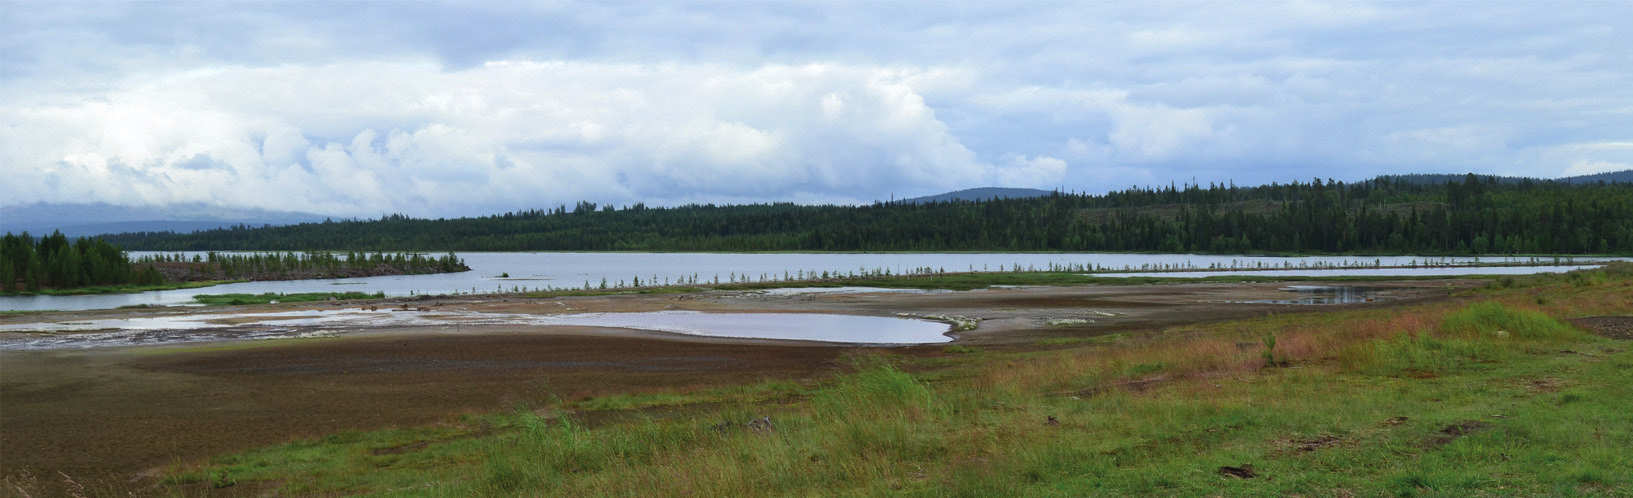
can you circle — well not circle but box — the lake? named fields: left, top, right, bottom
left=0, top=252, right=1612, bottom=311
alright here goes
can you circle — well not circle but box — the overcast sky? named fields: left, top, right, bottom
left=3, top=1, right=1630, bottom=218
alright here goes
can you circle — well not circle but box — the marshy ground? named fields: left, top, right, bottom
left=5, top=275, right=1626, bottom=496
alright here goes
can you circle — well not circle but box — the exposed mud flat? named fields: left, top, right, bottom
left=1569, top=315, right=1633, bottom=340
left=0, top=279, right=1471, bottom=483
left=1, top=330, right=855, bottom=483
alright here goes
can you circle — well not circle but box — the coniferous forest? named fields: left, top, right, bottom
left=1, top=233, right=468, bottom=294
left=0, top=232, right=165, bottom=293
left=99, top=174, right=1632, bottom=255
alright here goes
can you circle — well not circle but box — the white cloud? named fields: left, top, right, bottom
left=995, top=155, right=1068, bottom=188
left=2, top=61, right=1048, bottom=215
left=2, top=1, right=1631, bottom=216
left=1563, top=160, right=1631, bottom=177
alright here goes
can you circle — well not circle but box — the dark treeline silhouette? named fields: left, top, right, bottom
left=2, top=231, right=164, bottom=292
left=2, top=230, right=470, bottom=293
left=102, top=174, right=1633, bottom=255
left=135, top=251, right=468, bottom=282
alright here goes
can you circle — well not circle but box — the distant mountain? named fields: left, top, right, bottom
left=0, top=203, right=330, bottom=238
left=1381, top=170, right=1633, bottom=186
left=1562, top=170, right=1633, bottom=184
left=899, top=187, right=1054, bottom=204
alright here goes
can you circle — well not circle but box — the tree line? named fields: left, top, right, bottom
left=2, top=231, right=164, bottom=292
left=2, top=230, right=469, bottom=293
left=100, top=174, right=1633, bottom=255
left=137, top=251, right=468, bottom=281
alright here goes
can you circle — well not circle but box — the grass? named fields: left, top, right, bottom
left=0, top=280, right=243, bottom=296
left=569, top=379, right=807, bottom=412
left=76, top=264, right=1633, bottom=496
left=192, top=291, right=386, bottom=306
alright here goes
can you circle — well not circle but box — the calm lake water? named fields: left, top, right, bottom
left=0, top=252, right=1613, bottom=312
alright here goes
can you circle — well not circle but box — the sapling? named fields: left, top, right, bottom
left=1261, top=331, right=1280, bottom=367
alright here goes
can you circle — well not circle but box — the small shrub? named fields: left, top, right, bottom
left=1261, top=331, right=1280, bottom=367
left=943, top=345, right=982, bottom=354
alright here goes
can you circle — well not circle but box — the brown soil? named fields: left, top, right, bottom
left=0, top=279, right=1474, bottom=488
left=1287, top=435, right=1344, bottom=453
left=1568, top=316, right=1633, bottom=340
left=1423, top=420, right=1492, bottom=448
left=1, top=330, right=852, bottom=482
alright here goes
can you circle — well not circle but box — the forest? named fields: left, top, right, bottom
left=1, top=231, right=165, bottom=293
left=0, top=231, right=469, bottom=294
left=135, top=251, right=468, bottom=282
left=100, top=174, right=1632, bottom=255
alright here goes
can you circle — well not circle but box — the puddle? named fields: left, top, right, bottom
left=0, top=309, right=952, bottom=350
left=542, top=311, right=951, bottom=344
left=755, top=287, right=947, bottom=296
left=1238, top=286, right=1381, bottom=305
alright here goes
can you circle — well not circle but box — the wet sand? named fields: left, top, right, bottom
left=0, top=280, right=1471, bottom=482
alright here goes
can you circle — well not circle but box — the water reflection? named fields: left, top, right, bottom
left=1242, top=286, right=1379, bottom=305
left=0, top=310, right=953, bottom=350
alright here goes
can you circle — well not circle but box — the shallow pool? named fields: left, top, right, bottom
left=1238, top=286, right=1380, bottom=305
left=0, top=309, right=954, bottom=350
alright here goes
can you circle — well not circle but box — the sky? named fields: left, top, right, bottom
left=2, top=1, right=1630, bottom=218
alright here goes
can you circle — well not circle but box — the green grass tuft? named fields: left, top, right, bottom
left=1442, top=302, right=1585, bottom=341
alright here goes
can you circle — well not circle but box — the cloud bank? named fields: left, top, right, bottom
left=2, top=2, right=1629, bottom=217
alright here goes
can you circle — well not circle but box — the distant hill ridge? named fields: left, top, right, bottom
left=910, top=170, right=1631, bottom=204
left=898, top=187, right=1054, bottom=204
left=0, top=202, right=328, bottom=238
left=1380, top=170, right=1632, bottom=185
